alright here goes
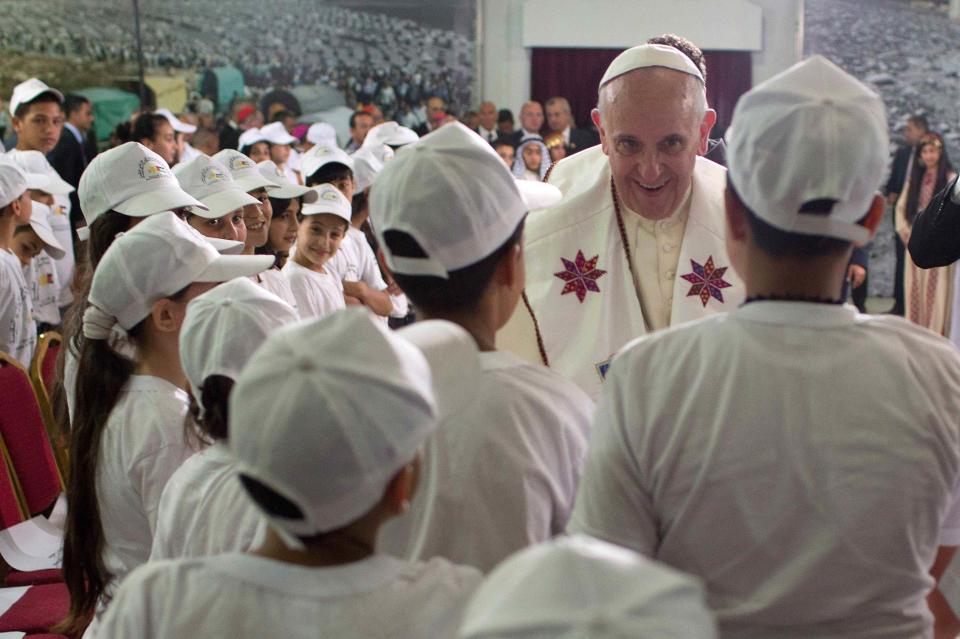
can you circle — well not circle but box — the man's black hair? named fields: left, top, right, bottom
left=497, top=108, right=514, bottom=124
left=349, top=110, right=373, bottom=129
left=63, top=94, right=91, bottom=119
left=908, top=114, right=929, bottom=132
left=385, top=220, right=525, bottom=314
left=305, top=163, right=353, bottom=188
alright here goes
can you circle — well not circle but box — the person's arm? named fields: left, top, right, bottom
left=341, top=280, right=392, bottom=316
left=847, top=245, right=869, bottom=289
left=909, top=175, right=960, bottom=268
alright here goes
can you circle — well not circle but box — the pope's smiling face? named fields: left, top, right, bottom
left=593, top=68, right=715, bottom=221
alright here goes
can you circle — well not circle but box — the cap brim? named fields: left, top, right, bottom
left=194, top=189, right=260, bottom=218
left=270, top=182, right=318, bottom=202
left=34, top=173, right=74, bottom=196
left=269, top=134, right=297, bottom=145
left=22, top=172, right=49, bottom=192
left=30, top=221, right=65, bottom=260
left=516, top=180, right=562, bottom=211
left=172, top=122, right=197, bottom=134
left=233, top=175, right=280, bottom=193
left=114, top=186, right=208, bottom=217
left=195, top=254, right=274, bottom=282
left=205, top=236, right=246, bottom=255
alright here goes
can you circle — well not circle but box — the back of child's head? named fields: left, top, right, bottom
left=179, top=277, right=299, bottom=443
left=370, top=122, right=562, bottom=314
left=301, top=145, right=355, bottom=188
left=230, top=308, right=437, bottom=547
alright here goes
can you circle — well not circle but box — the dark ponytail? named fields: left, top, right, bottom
left=185, top=375, right=234, bottom=447
left=57, top=325, right=141, bottom=636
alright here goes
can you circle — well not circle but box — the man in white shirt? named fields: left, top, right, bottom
left=570, top=55, right=960, bottom=638
left=371, top=123, right=594, bottom=572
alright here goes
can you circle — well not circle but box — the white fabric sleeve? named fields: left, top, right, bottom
left=567, top=360, right=659, bottom=556
left=0, top=265, right=20, bottom=360
left=357, top=239, right=388, bottom=291
left=940, top=476, right=960, bottom=546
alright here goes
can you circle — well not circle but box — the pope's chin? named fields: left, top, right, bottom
left=624, top=179, right=676, bottom=221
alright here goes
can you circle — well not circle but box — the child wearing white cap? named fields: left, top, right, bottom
left=150, top=278, right=299, bottom=561
left=0, top=157, right=36, bottom=367
left=211, top=149, right=278, bottom=257
left=281, top=183, right=351, bottom=319
left=58, top=212, right=273, bottom=637
left=259, top=159, right=319, bottom=278
left=370, top=122, right=593, bottom=572
left=570, top=56, right=960, bottom=636
left=261, top=121, right=300, bottom=185
left=59, top=142, right=208, bottom=420
left=237, top=128, right=271, bottom=164
left=458, top=535, right=717, bottom=639
left=173, top=155, right=257, bottom=244
left=11, top=202, right=66, bottom=331
left=97, top=309, right=482, bottom=639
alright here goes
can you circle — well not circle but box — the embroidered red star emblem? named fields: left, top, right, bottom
left=554, top=250, right=607, bottom=303
left=681, top=256, right=732, bottom=307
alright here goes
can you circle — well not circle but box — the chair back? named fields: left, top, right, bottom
left=28, top=333, right=68, bottom=478
left=0, top=438, right=27, bottom=530
left=0, top=352, right=63, bottom=516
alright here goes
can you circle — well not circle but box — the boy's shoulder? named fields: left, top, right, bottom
left=481, top=350, right=594, bottom=416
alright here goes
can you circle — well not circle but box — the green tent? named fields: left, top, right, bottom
left=199, top=67, right=245, bottom=113
left=77, top=87, right=140, bottom=142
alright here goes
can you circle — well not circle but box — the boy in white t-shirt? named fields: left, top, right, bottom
left=370, top=123, right=594, bottom=571
left=570, top=56, right=960, bottom=637
left=98, top=309, right=482, bottom=639
left=10, top=201, right=66, bottom=331
left=0, top=157, right=35, bottom=366
left=281, top=183, right=350, bottom=319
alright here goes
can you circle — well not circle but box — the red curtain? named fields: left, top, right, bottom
left=530, top=48, right=752, bottom=138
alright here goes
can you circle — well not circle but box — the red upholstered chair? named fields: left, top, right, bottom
left=0, top=582, right=69, bottom=634
left=0, top=353, right=63, bottom=516
left=28, top=334, right=68, bottom=480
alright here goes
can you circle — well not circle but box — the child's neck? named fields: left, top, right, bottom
left=0, top=216, right=15, bottom=252
left=293, top=251, right=326, bottom=274
left=420, top=307, right=498, bottom=352
left=252, top=525, right=378, bottom=568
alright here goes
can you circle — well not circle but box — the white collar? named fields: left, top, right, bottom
left=734, top=300, right=860, bottom=328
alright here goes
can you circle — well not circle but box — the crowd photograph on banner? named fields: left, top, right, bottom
left=6, top=1, right=960, bottom=638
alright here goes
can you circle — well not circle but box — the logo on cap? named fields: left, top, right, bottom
left=138, top=158, right=168, bottom=181
left=320, top=190, right=340, bottom=202
left=315, top=148, right=330, bottom=156
left=201, top=165, right=227, bottom=185
left=229, top=156, right=255, bottom=171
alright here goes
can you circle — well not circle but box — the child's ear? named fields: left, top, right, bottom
left=494, top=241, right=523, bottom=290
left=382, top=460, right=417, bottom=515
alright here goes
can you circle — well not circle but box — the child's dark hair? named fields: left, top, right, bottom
left=385, top=219, right=525, bottom=314
left=58, top=284, right=192, bottom=636
left=240, top=141, right=271, bottom=157
left=305, top=163, right=352, bottom=188
left=131, top=113, right=169, bottom=144
left=14, top=92, right=61, bottom=119
left=186, top=375, right=234, bottom=447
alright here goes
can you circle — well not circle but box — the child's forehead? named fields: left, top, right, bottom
left=302, top=213, right=348, bottom=229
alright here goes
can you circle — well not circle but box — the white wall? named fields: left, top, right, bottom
left=476, top=0, right=804, bottom=113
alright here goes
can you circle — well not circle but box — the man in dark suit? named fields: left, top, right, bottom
left=47, top=93, right=94, bottom=228
left=474, top=100, right=498, bottom=144
left=508, top=101, right=545, bottom=148
left=544, top=96, right=599, bottom=155
left=886, top=114, right=928, bottom=314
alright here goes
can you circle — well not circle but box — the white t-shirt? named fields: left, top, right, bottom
left=282, top=259, right=345, bottom=320
left=97, top=375, right=195, bottom=585
left=570, top=302, right=960, bottom=638
left=150, top=443, right=262, bottom=561
left=0, top=249, right=36, bottom=367
left=326, top=227, right=386, bottom=290
left=23, top=251, right=60, bottom=326
left=97, top=553, right=482, bottom=639
left=379, top=349, right=593, bottom=572
left=254, top=268, right=299, bottom=316
left=50, top=194, right=75, bottom=307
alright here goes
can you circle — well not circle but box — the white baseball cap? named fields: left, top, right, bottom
left=9, top=79, right=63, bottom=117
left=238, top=127, right=270, bottom=150
left=5, top=150, right=74, bottom=195
left=261, top=121, right=297, bottom=146
left=301, top=145, right=354, bottom=183
left=180, top=277, right=299, bottom=410
left=306, top=122, right=337, bottom=147
left=211, top=149, right=279, bottom=193
left=0, top=157, right=31, bottom=209
left=85, top=212, right=273, bottom=334
left=370, top=122, right=562, bottom=279
left=458, top=535, right=717, bottom=639
left=230, top=308, right=437, bottom=543
left=351, top=147, right=384, bottom=193
left=173, top=155, right=259, bottom=219
left=599, top=43, right=704, bottom=89
left=154, top=108, right=197, bottom=134
left=725, top=55, right=887, bottom=244
left=22, top=202, right=65, bottom=260
left=256, top=161, right=319, bottom=202
left=78, top=142, right=207, bottom=227
left=362, top=121, right=419, bottom=149
left=301, top=184, right=352, bottom=223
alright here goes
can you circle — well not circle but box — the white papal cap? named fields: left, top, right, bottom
left=78, top=142, right=206, bottom=227
left=180, top=277, right=299, bottom=409
left=370, top=122, right=561, bottom=279
left=725, top=55, right=887, bottom=244
left=230, top=308, right=437, bottom=543
left=599, top=43, right=704, bottom=89
left=173, top=155, right=259, bottom=219
left=459, top=535, right=718, bottom=639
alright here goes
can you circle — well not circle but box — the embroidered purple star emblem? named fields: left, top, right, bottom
left=681, top=256, right=732, bottom=307
left=554, top=250, right=607, bottom=303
